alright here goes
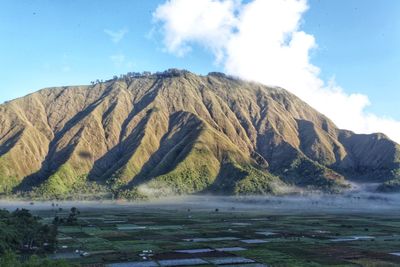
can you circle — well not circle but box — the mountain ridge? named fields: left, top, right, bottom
left=1, top=69, right=399, bottom=199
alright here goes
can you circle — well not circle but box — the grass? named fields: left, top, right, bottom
left=141, top=145, right=221, bottom=196
left=35, top=163, right=82, bottom=198
left=280, top=156, right=349, bottom=192
left=0, top=156, right=19, bottom=194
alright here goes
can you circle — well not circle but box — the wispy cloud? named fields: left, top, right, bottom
left=154, top=0, right=400, bottom=143
left=110, top=53, right=126, bottom=67
left=62, top=65, right=71, bottom=72
left=104, top=28, right=129, bottom=43
left=109, top=53, right=134, bottom=69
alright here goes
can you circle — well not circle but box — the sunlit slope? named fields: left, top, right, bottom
left=0, top=70, right=399, bottom=198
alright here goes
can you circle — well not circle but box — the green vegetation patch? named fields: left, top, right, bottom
left=377, top=169, right=400, bottom=192
left=141, top=146, right=220, bottom=196
left=0, top=156, right=20, bottom=195
left=33, top=163, right=107, bottom=199
left=281, top=157, right=349, bottom=193
left=235, top=165, right=284, bottom=195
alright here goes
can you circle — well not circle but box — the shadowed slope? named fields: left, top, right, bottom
left=0, top=69, right=399, bottom=198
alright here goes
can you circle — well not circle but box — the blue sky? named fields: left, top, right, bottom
left=0, top=0, right=399, bottom=121
left=302, top=0, right=400, bottom=119
left=0, top=0, right=215, bottom=103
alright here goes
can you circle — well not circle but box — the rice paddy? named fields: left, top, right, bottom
left=3, top=197, right=400, bottom=266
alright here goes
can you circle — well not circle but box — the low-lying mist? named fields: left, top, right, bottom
left=0, top=183, right=399, bottom=214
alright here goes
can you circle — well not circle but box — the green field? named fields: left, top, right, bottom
left=2, top=196, right=400, bottom=267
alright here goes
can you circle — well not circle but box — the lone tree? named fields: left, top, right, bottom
left=66, top=207, right=80, bottom=225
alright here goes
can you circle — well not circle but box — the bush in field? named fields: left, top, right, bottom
left=117, top=187, right=149, bottom=201
left=53, top=207, right=80, bottom=226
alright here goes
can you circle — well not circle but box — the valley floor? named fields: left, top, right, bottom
left=1, top=196, right=400, bottom=266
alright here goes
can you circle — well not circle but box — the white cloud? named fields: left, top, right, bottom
left=153, top=0, right=238, bottom=59
left=104, top=28, right=129, bottom=43
left=154, top=0, right=400, bottom=143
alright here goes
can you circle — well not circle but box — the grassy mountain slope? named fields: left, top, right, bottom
left=0, top=69, right=399, bottom=198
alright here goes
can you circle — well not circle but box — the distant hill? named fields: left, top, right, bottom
left=1, top=69, right=399, bottom=199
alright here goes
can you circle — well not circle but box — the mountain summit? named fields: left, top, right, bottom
left=1, top=69, right=399, bottom=198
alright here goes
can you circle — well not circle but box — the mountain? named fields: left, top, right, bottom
left=1, top=69, right=399, bottom=199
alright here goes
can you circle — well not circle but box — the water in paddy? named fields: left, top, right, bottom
left=1, top=194, right=400, bottom=266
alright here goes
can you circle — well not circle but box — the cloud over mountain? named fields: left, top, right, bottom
left=154, top=0, right=400, bottom=143
left=1, top=70, right=399, bottom=198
